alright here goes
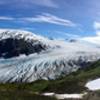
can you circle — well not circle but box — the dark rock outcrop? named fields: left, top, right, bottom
left=0, top=38, right=46, bottom=58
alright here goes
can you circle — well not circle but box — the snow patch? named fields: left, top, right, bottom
left=42, top=92, right=87, bottom=99
left=86, top=78, right=100, bottom=91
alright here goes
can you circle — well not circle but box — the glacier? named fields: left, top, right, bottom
left=0, top=29, right=100, bottom=83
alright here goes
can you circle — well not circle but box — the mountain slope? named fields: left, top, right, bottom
left=0, top=60, right=100, bottom=100
left=0, top=29, right=100, bottom=83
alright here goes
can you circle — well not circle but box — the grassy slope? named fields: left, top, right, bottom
left=0, top=91, right=57, bottom=100
left=43, top=61, right=100, bottom=93
left=0, top=61, right=100, bottom=99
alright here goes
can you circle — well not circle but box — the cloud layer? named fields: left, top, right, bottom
left=22, top=13, right=76, bottom=27
left=0, top=13, right=76, bottom=27
left=0, top=0, right=58, bottom=8
left=82, top=21, right=100, bottom=45
left=0, top=16, right=14, bottom=20
left=31, top=0, right=58, bottom=8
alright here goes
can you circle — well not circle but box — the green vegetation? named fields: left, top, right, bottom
left=43, top=61, right=100, bottom=93
left=0, top=61, right=100, bottom=99
left=0, top=90, right=57, bottom=100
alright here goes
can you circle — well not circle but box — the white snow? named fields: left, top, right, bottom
left=0, top=29, right=54, bottom=48
left=86, top=78, right=100, bottom=91
left=0, top=29, right=100, bottom=82
left=42, top=93, right=55, bottom=96
left=0, top=29, right=44, bottom=40
left=42, top=92, right=87, bottom=99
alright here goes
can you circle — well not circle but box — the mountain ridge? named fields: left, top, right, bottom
left=0, top=29, right=100, bottom=83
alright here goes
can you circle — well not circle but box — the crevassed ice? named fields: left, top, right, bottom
left=0, top=29, right=100, bottom=83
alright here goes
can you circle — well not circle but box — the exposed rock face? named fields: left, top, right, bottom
left=0, top=29, right=100, bottom=83
left=0, top=38, right=46, bottom=58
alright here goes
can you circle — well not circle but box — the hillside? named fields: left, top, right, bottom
left=0, top=60, right=100, bottom=100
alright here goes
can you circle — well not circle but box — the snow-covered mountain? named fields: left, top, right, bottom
left=0, top=29, right=55, bottom=58
left=0, top=29, right=100, bottom=83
